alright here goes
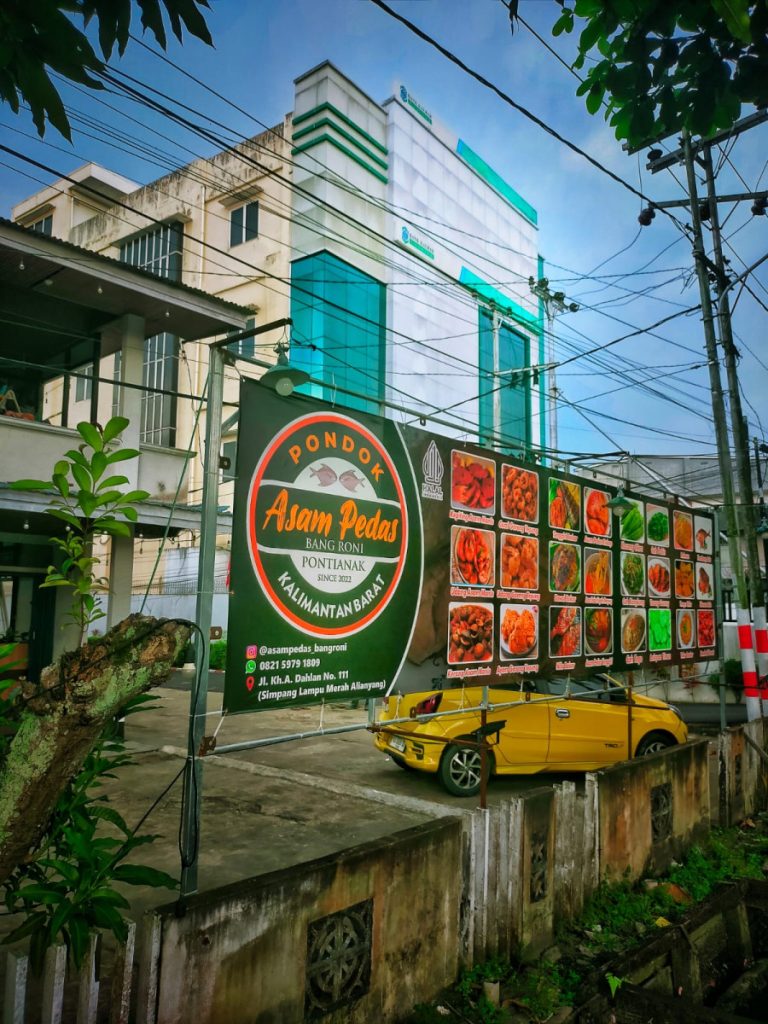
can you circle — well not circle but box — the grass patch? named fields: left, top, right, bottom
left=403, top=821, right=768, bottom=1023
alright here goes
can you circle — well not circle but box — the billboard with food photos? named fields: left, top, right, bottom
left=226, top=383, right=716, bottom=711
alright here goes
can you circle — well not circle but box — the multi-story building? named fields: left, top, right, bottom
left=0, top=219, right=248, bottom=675
left=8, top=62, right=543, bottom=623
left=290, top=65, right=543, bottom=452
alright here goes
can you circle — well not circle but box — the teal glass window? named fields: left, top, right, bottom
left=478, top=309, right=530, bottom=451
left=290, top=252, right=385, bottom=414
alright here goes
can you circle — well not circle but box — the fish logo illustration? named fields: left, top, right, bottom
left=339, top=469, right=364, bottom=492
left=310, top=464, right=338, bottom=487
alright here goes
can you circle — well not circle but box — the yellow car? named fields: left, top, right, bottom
left=374, top=674, right=688, bottom=796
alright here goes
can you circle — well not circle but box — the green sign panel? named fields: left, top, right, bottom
left=226, top=383, right=716, bottom=713
left=225, top=384, right=423, bottom=712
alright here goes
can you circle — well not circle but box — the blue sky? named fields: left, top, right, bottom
left=2, top=0, right=766, bottom=478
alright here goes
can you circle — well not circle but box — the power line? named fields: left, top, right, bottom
left=368, top=0, right=690, bottom=236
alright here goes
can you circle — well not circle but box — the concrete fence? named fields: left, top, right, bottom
left=3, top=722, right=767, bottom=1023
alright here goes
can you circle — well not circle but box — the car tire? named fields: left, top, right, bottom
left=438, top=738, right=492, bottom=797
left=636, top=731, right=676, bottom=757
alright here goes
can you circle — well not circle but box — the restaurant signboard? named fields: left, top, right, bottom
left=225, top=384, right=716, bottom=712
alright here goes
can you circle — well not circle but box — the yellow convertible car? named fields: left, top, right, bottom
left=374, top=675, right=688, bottom=796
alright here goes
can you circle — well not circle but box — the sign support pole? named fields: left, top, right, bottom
left=179, top=343, right=226, bottom=900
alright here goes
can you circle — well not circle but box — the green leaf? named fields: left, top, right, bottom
left=65, top=449, right=91, bottom=471
left=712, top=0, right=752, bottom=43
left=102, top=415, right=130, bottom=443
left=90, top=804, right=131, bottom=835
left=112, top=864, right=178, bottom=889
left=95, top=489, right=125, bottom=506
left=88, top=888, right=131, bottom=909
left=37, top=858, right=80, bottom=886
left=139, top=0, right=168, bottom=48
left=16, top=884, right=66, bottom=905
left=77, top=421, right=104, bottom=452
left=91, top=450, right=108, bottom=481
left=101, top=520, right=131, bottom=538
left=116, top=489, right=151, bottom=504
left=121, top=507, right=138, bottom=522
left=97, top=474, right=130, bottom=489
left=4, top=911, right=48, bottom=944
left=71, top=462, right=92, bottom=493
left=105, top=448, right=140, bottom=464
left=578, top=15, right=604, bottom=54
left=10, top=479, right=50, bottom=491
left=46, top=508, right=83, bottom=530
left=552, top=9, right=574, bottom=36
left=49, top=899, right=74, bottom=940
left=65, top=916, right=90, bottom=967
left=52, top=472, right=70, bottom=498
left=91, top=901, right=130, bottom=936
left=586, top=85, right=604, bottom=114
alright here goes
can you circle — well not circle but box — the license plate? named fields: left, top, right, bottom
left=389, top=735, right=406, bottom=753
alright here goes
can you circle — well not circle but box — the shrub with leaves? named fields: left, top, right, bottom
left=13, top=417, right=149, bottom=647
left=552, top=1, right=768, bottom=145
left=0, top=0, right=213, bottom=141
left=2, top=698, right=176, bottom=970
left=5, top=416, right=181, bottom=968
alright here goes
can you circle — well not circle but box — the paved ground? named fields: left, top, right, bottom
left=92, top=678, right=568, bottom=920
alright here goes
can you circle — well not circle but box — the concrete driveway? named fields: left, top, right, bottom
left=104, top=680, right=571, bottom=917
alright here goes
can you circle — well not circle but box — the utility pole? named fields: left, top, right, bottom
left=528, top=276, right=578, bottom=456
left=680, top=133, right=759, bottom=718
left=644, top=125, right=766, bottom=720
left=702, top=147, right=768, bottom=710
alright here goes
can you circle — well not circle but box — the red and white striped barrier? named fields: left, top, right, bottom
left=738, top=609, right=761, bottom=721
left=754, top=606, right=768, bottom=716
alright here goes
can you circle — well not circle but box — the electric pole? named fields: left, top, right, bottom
left=643, top=121, right=768, bottom=719
left=528, top=276, right=578, bottom=456
left=702, top=146, right=768, bottom=707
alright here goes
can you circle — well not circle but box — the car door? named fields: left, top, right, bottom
left=545, top=679, right=629, bottom=771
left=490, top=684, right=551, bottom=773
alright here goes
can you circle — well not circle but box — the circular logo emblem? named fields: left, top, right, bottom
left=400, top=85, right=408, bottom=103
left=247, top=412, right=409, bottom=637
left=401, top=226, right=410, bottom=243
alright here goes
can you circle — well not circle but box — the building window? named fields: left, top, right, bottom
left=227, top=317, right=256, bottom=359
left=111, top=351, right=122, bottom=419
left=141, top=333, right=178, bottom=447
left=230, top=202, right=259, bottom=247
left=119, top=221, right=183, bottom=281
left=29, top=214, right=53, bottom=235
left=222, top=439, right=237, bottom=483
left=119, top=222, right=184, bottom=446
left=478, top=309, right=530, bottom=451
left=290, top=251, right=385, bottom=415
left=75, top=363, right=93, bottom=403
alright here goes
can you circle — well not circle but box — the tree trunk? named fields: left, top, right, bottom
left=0, top=614, right=191, bottom=885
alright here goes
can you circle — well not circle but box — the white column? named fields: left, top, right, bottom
left=105, top=314, right=145, bottom=489
left=107, top=534, right=135, bottom=629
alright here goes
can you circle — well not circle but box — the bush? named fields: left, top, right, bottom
left=173, top=640, right=195, bottom=667
left=209, top=638, right=227, bottom=670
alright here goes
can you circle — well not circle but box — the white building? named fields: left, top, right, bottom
left=289, top=64, right=543, bottom=453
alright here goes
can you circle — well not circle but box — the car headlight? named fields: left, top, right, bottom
left=667, top=703, right=683, bottom=721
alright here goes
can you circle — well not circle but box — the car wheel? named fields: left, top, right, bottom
left=438, top=739, right=491, bottom=797
left=636, top=731, right=676, bottom=757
